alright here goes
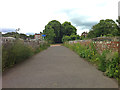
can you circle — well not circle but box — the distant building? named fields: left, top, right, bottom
left=34, top=33, right=42, bottom=40
left=81, top=32, right=88, bottom=38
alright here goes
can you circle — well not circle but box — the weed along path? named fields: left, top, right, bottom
left=2, top=45, right=118, bottom=88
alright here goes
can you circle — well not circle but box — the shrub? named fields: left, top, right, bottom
left=62, top=35, right=80, bottom=42
left=62, top=36, right=71, bottom=42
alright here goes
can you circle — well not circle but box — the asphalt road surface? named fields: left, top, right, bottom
left=2, top=45, right=118, bottom=88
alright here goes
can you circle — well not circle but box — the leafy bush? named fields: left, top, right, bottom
left=98, top=50, right=108, bottom=72
left=62, top=35, right=80, bottom=42
left=62, top=36, right=71, bottom=42
left=105, top=52, right=119, bottom=79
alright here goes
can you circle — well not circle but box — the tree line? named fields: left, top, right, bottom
left=2, top=32, right=34, bottom=40
left=43, top=18, right=120, bottom=43
left=2, top=17, right=120, bottom=43
left=87, top=19, right=120, bottom=38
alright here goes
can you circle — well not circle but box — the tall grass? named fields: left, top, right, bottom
left=2, top=39, right=50, bottom=71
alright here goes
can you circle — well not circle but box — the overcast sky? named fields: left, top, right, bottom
left=0, top=0, right=119, bottom=35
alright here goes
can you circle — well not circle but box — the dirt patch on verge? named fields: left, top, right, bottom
left=50, top=44, right=62, bottom=47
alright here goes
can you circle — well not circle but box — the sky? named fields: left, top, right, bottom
left=0, top=0, right=119, bottom=35
left=118, top=1, right=120, bottom=16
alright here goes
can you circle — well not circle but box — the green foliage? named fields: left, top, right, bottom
left=116, top=16, right=120, bottom=27
left=2, top=32, right=19, bottom=38
left=19, top=33, right=28, bottom=40
left=48, top=20, right=62, bottom=43
left=105, top=52, right=119, bottom=79
left=34, top=43, right=50, bottom=54
left=62, top=35, right=80, bottom=42
left=87, top=19, right=120, bottom=38
left=2, top=32, right=35, bottom=40
left=70, top=34, right=80, bottom=40
left=98, top=50, right=109, bottom=72
left=43, top=20, right=62, bottom=43
left=61, top=21, right=77, bottom=36
left=43, top=20, right=77, bottom=43
left=2, top=40, right=50, bottom=71
left=2, top=40, right=33, bottom=70
left=103, top=34, right=113, bottom=37
left=28, top=35, right=35, bottom=39
left=64, top=42, right=119, bottom=79
left=62, top=36, right=71, bottom=42
left=14, top=40, right=34, bottom=64
left=43, top=25, right=55, bottom=43
left=64, top=42, right=97, bottom=60
left=87, top=30, right=96, bottom=38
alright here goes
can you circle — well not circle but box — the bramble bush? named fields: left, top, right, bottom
left=2, top=39, right=50, bottom=71
left=64, top=42, right=119, bottom=80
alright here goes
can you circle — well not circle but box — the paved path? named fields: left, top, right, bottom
left=2, top=46, right=118, bottom=88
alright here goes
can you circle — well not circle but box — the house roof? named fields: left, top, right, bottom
left=35, top=34, right=41, bottom=35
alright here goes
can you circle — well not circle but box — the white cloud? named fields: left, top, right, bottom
left=0, top=0, right=119, bottom=35
left=119, top=1, right=120, bottom=16
left=76, top=26, right=89, bottom=35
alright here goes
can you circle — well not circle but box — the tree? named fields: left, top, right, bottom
left=43, top=20, right=62, bottom=43
left=70, top=34, right=78, bottom=40
left=2, top=32, right=31, bottom=40
left=40, top=32, right=42, bottom=34
left=116, top=16, right=120, bottom=25
left=2, top=32, right=19, bottom=38
left=87, top=19, right=120, bottom=38
left=43, top=20, right=78, bottom=43
left=19, top=33, right=28, bottom=40
left=87, top=30, right=96, bottom=38
left=28, top=35, right=34, bottom=39
left=116, top=16, right=120, bottom=33
left=48, top=20, right=62, bottom=43
left=43, top=25, right=55, bottom=43
left=61, top=21, right=77, bottom=36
